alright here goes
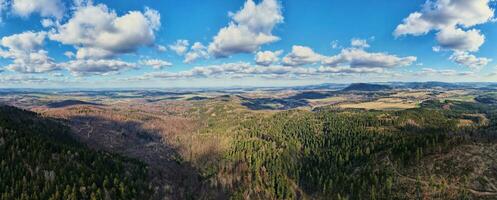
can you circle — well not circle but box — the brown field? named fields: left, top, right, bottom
left=309, top=96, right=348, bottom=103
left=392, top=91, right=430, bottom=99
left=338, top=98, right=418, bottom=110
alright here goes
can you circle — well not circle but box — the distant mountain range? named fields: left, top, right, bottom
left=1, top=82, right=496, bottom=94
left=379, top=82, right=497, bottom=90
left=304, top=82, right=497, bottom=91
left=342, top=83, right=392, bottom=92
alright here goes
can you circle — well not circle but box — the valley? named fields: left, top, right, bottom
left=2, top=82, right=497, bottom=199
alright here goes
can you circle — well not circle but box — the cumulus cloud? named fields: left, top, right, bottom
left=41, top=18, right=56, bottom=27
left=144, top=62, right=252, bottom=79
left=1, top=31, right=46, bottom=50
left=324, top=48, right=417, bottom=68
left=395, top=0, right=494, bottom=68
left=64, top=51, right=75, bottom=58
left=139, top=59, right=172, bottom=69
left=141, top=61, right=386, bottom=80
left=208, top=0, right=283, bottom=57
left=3, top=50, right=58, bottom=73
left=255, top=50, right=282, bottom=66
left=0, top=31, right=58, bottom=73
left=75, top=47, right=113, bottom=60
left=156, top=44, right=167, bottom=52
left=49, top=3, right=161, bottom=59
left=169, top=39, right=189, bottom=55
left=280, top=44, right=416, bottom=69
left=350, top=38, right=370, bottom=49
left=184, top=42, right=208, bottom=63
left=394, top=0, right=494, bottom=37
left=394, top=13, right=433, bottom=37
left=60, top=59, right=136, bottom=76
left=435, top=27, right=485, bottom=52
left=12, top=0, right=65, bottom=19
left=449, top=51, right=491, bottom=70
left=282, top=46, right=325, bottom=66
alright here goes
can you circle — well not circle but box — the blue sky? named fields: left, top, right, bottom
left=0, top=0, right=496, bottom=88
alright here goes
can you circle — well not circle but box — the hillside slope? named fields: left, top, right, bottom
left=190, top=99, right=497, bottom=199
left=343, top=83, right=392, bottom=92
left=0, top=105, right=151, bottom=200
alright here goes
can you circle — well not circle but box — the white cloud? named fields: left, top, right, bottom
left=324, top=48, right=417, bottom=68
left=395, top=0, right=494, bottom=67
left=41, top=18, right=55, bottom=27
left=0, top=31, right=58, bottom=73
left=145, top=62, right=253, bottom=79
left=156, top=44, right=167, bottom=52
left=1, top=31, right=46, bottom=50
left=255, top=50, right=282, bottom=66
left=281, top=44, right=416, bottom=69
left=144, top=7, right=161, bottom=29
left=49, top=3, right=161, bottom=59
left=75, top=47, right=114, bottom=60
left=64, top=51, right=75, bottom=58
left=169, top=39, right=189, bottom=55
left=435, top=27, right=485, bottom=52
left=60, top=59, right=136, bottom=76
left=449, top=51, right=491, bottom=70
left=350, top=38, right=370, bottom=49
left=3, top=50, right=58, bottom=73
left=12, top=0, right=65, bottom=19
left=142, top=61, right=386, bottom=80
left=208, top=0, right=283, bottom=57
left=72, top=0, right=89, bottom=8
left=184, top=42, right=208, bottom=63
left=282, top=45, right=325, bottom=66
left=139, top=59, right=172, bottom=69
left=394, top=12, right=436, bottom=37
left=394, top=0, right=494, bottom=37
left=331, top=40, right=341, bottom=49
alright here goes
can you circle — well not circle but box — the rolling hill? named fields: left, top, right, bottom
left=0, top=105, right=150, bottom=199
left=342, top=83, right=392, bottom=92
left=46, top=100, right=101, bottom=108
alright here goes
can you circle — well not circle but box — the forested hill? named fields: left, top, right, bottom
left=0, top=105, right=151, bottom=200
left=220, top=100, right=497, bottom=199
left=342, top=83, right=392, bottom=91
